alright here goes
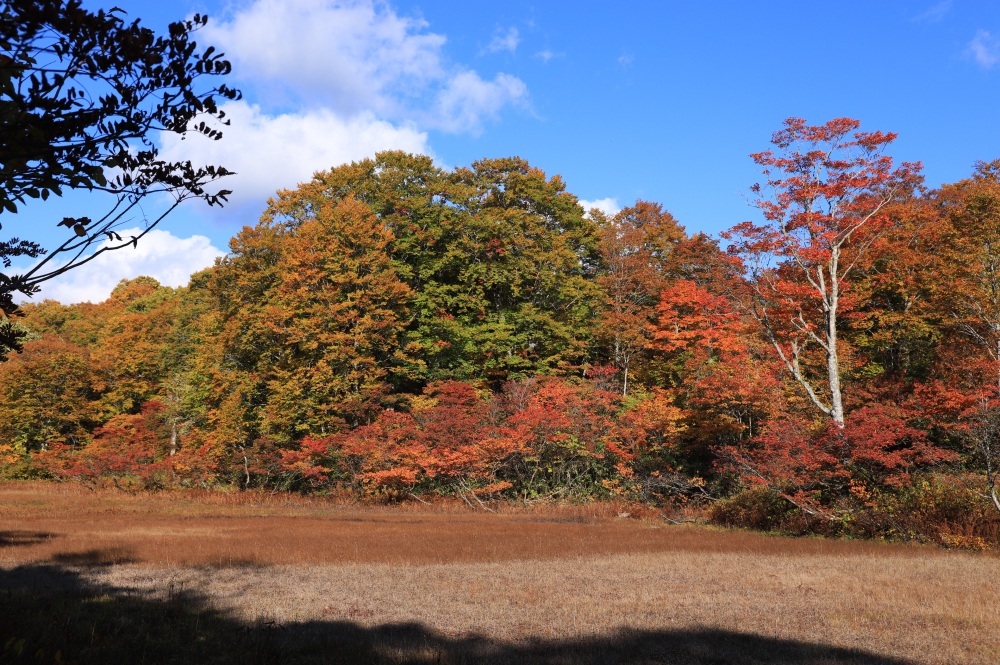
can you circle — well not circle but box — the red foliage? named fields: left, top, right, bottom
left=36, top=401, right=172, bottom=486
left=654, top=279, right=744, bottom=357
left=273, top=375, right=677, bottom=497
left=725, top=117, right=922, bottom=428
left=723, top=404, right=956, bottom=511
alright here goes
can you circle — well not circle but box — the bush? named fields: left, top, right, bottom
left=863, top=475, right=1000, bottom=549
left=709, top=486, right=820, bottom=535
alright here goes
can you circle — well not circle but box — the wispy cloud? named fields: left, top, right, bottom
left=911, top=0, right=952, bottom=23
left=617, top=52, right=634, bottom=68
left=534, top=50, right=563, bottom=64
left=432, top=72, right=529, bottom=134
left=967, top=30, right=1000, bottom=69
left=485, top=26, right=520, bottom=54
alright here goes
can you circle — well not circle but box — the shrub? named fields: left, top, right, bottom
left=710, top=485, right=820, bottom=535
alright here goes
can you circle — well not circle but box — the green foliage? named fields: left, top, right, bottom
left=266, top=152, right=602, bottom=387
left=863, top=475, right=1000, bottom=549
left=0, top=316, right=35, bottom=360
left=710, top=486, right=814, bottom=535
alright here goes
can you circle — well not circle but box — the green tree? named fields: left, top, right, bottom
left=436, top=156, right=602, bottom=383
left=267, top=152, right=602, bottom=386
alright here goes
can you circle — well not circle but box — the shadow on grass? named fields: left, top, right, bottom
left=49, top=548, right=139, bottom=567
left=0, top=530, right=55, bottom=547
left=0, top=564, right=916, bottom=665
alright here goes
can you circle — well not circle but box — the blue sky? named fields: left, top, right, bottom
left=13, top=0, right=1000, bottom=302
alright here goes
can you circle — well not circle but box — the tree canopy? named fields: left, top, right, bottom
left=2, top=119, right=1000, bottom=547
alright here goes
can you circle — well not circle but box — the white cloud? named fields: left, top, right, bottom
left=579, top=197, right=621, bottom=218
left=204, top=0, right=445, bottom=116
left=485, top=27, right=519, bottom=54
left=205, top=0, right=528, bottom=134
left=912, top=0, right=952, bottom=23
left=967, top=30, right=1000, bottom=69
left=430, top=72, right=528, bottom=135
left=159, top=100, right=432, bottom=217
left=28, top=229, right=225, bottom=304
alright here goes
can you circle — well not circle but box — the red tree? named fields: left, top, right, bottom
left=725, top=118, right=921, bottom=427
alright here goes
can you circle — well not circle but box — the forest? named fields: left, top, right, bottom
left=3, top=118, right=1000, bottom=548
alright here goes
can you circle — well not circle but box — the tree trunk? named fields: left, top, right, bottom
left=827, top=254, right=845, bottom=428
left=169, top=420, right=178, bottom=456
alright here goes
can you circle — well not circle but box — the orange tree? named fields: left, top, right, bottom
left=594, top=201, right=686, bottom=395
left=920, top=161, right=1000, bottom=514
left=196, top=196, right=415, bottom=485
left=0, top=336, right=103, bottom=463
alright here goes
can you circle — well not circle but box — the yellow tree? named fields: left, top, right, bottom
left=90, top=277, right=180, bottom=416
left=263, top=196, right=414, bottom=438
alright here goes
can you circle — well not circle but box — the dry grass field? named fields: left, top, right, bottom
left=1, top=481, right=998, bottom=664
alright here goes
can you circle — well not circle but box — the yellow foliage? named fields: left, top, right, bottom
left=0, top=443, right=23, bottom=468
left=408, top=395, right=439, bottom=412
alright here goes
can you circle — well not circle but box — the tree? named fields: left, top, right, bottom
left=922, top=160, right=1000, bottom=514
left=725, top=118, right=921, bottom=427
left=651, top=275, right=783, bottom=477
left=38, top=399, right=172, bottom=488
left=201, top=195, right=414, bottom=467
left=0, top=0, right=240, bottom=350
left=935, top=160, right=1000, bottom=389
left=261, top=151, right=457, bottom=384
left=847, top=192, right=945, bottom=388
left=0, top=336, right=103, bottom=454
left=264, top=152, right=602, bottom=386
left=438, top=157, right=603, bottom=383
left=594, top=201, right=686, bottom=394
left=722, top=404, right=954, bottom=517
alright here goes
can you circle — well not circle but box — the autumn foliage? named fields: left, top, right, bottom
left=5, top=121, right=1000, bottom=546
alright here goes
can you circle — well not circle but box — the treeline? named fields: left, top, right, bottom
left=4, top=124, right=1000, bottom=546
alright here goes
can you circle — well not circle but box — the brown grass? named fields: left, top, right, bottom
left=2, top=480, right=999, bottom=664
